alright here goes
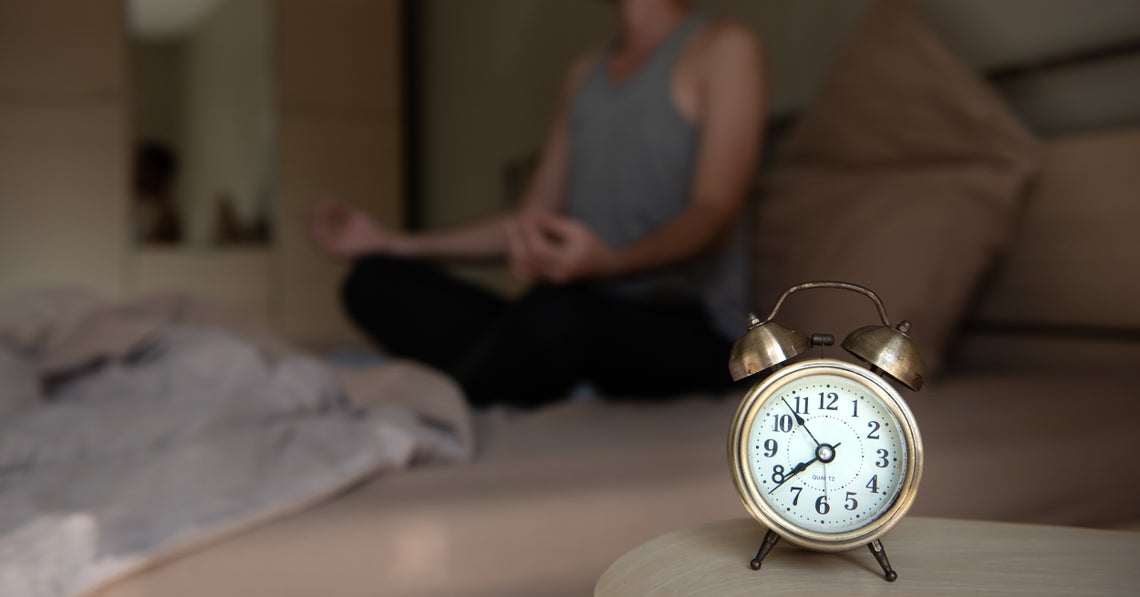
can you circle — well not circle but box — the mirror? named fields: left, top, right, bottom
left=127, top=0, right=275, bottom=247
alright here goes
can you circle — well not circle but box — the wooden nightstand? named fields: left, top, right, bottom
left=596, top=517, right=1140, bottom=596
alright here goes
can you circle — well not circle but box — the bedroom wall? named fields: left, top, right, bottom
left=417, top=0, right=1140, bottom=244
left=272, top=0, right=405, bottom=346
left=0, top=0, right=130, bottom=297
left=178, top=0, right=274, bottom=245
left=0, top=0, right=404, bottom=349
left=130, top=39, right=184, bottom=166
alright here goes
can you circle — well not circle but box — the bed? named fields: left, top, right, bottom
left=92, top=104, right=1140, bottom=597
left=14, top=1, right=1140, bottom=595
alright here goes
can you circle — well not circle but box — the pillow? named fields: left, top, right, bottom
left=754, top=0, right=1041, bottom=377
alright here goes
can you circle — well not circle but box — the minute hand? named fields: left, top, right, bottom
left=782, top=398, right=821, bottom=446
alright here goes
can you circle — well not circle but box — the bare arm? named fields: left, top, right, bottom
left=386, top=212, right=511, bottom=261
left=604, top=24, right=765, bottom=276
left=518, top=24, right=765, bottom=284
left=311, top=55, right=593, bottom=263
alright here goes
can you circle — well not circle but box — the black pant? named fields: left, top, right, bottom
left=342, top=255, right=736, bottom=408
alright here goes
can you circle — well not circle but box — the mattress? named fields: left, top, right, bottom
left=94, top=363, right=1140, bottom=597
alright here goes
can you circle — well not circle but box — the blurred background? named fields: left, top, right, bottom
left=1, top=0, right=1138, bottom=348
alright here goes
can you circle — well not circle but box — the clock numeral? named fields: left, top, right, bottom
left=762, top=439, right=778, bottom=458
left=866, top=475, right=880, bottom=494
left=815, top=495, right=830, bottom=515
left=818, top=392, right=839, bottom=411
left=793, top=396, right=810, bottom=415
left=771, top=465, right=786, bottom=484
left=844, top=491, right=858, bottom=511
left=772, top=414, right=793, bottom=433
left=875, top=448, right=889, bottom=468
left=789, top=486, right=802, bottom=506
left=851, top=399, right=859, bottom=418
left=867, top=420, right=881, bottom=439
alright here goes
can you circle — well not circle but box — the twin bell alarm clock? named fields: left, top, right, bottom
left=727, top=281, right=925, bottom=582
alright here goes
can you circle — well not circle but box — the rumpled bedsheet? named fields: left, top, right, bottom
left=0, top=287, right=473, bottom=597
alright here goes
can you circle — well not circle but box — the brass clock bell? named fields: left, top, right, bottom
left=729, top=281, right=925, bottom=390
left=727, top=281, right=926, bottom=582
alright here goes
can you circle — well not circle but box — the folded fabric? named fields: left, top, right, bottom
left=0, top=287, right=472, bottom=597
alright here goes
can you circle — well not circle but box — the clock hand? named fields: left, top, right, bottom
left=782, top=398, right=821, bottom=446
left=768, top=457, right=816, bottom=494
left=823, top=463, right=829, bottom=504
left=767, top=442, right=842, bottom=495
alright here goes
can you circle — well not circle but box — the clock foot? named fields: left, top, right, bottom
left=867, top=539, right=898, bottom=582
left=749, top=529, right=781, bottom=570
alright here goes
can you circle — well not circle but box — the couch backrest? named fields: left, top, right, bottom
left=972, top=127, right=1140, bottom=332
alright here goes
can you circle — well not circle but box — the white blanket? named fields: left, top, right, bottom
left=0, top=288, right=473, bottom=597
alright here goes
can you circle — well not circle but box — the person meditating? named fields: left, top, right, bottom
left=309, top=0, right=765, bottom=408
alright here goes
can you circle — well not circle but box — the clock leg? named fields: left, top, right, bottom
left=749, top=529, right=781, bottom=570
left=867, top=539, right=898, bottom=582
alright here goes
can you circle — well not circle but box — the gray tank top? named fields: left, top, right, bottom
left=565, top=14, right=750, bottom=340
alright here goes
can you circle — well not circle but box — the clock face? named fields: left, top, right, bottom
left=730, top=359, right=922, bottom=551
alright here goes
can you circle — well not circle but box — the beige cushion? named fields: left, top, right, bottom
left=754, top=0, right=1041, bottom=375
left=971, top=128, right=1140, bottom=330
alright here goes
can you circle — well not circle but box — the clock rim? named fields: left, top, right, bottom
left=728, top=358, right=924, bottom=552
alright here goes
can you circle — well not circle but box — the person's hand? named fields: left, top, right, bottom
left=504, top=215, right=539, bottom=284
left=505, top=213, right=618, bottom=285
left=307, top=198, right=395, bottom=260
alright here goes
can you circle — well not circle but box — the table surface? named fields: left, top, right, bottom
left=595, top=517, right=1140, bottom=596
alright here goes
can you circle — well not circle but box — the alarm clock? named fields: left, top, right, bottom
left=727, top=281, right=925, bottom=582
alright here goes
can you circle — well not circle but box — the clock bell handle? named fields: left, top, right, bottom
left=765, top=281, right=892, bottom=327
left=765, top=281, right=925, bottom=391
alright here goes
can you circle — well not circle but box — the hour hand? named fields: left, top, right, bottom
left=768, top=457, right=816, bottom=494
left=766, top=442, right=841, bottom=495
